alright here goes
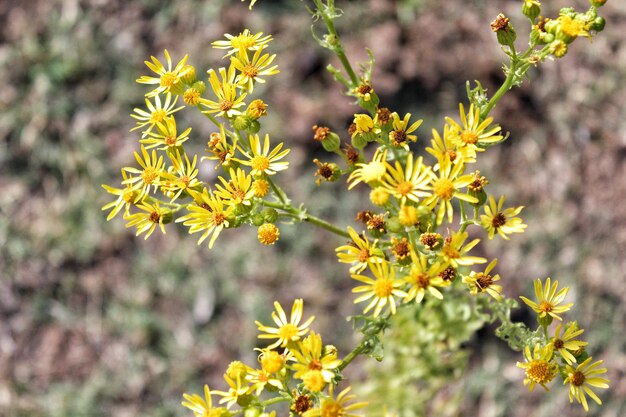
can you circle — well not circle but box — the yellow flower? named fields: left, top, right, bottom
left=123, top=201, right=168, bottom=239
left=200, top=65, right=247, bottom=118
left=232, top=47, right=279, bottom=92
left=212, top=29, right=273, bottom=57
left=438, top=231, right=486, bottom=268
left=480, top=195, right=527, bottom=240
left=403, top=250, right=447, bottom=303
left=445, top=103, right=503, bottom=151
left=246, top=368, right=283, bottom=396
left=549, top=322, right=587, bottom=365
left=335, top=226, right=384, bottom=274
left=213, top=374, right=251, bottom=410
left=164, top=151, right=201, bottom=202
left=369, top=187, right=389, bottom=206
left=351, top=261, right=407, bottom=317
left=101, top=170, right=138, bottom=220
left=123, top=145, right=170, bottom=203
left=136, top=49, right=190, bottom=97
left=203, top=126, right=238, bottom=170
left=423, top=159, right=477, bottom=224
left=252, top=178, right=270, bottom=197
left=303, top=385, right=367, bottom=417
left=388, top=112, right=422, bottom=149
left=302, top=370, right=326, bottom=393
left=291, top=332, right=341, bottom=382
left=426, top=125, right=476, bottom=169
left=131, top=93, right=184, bottom=137
left=176, top=188, right=233, bottom=249
left=181, top=385, right=229, bottom=417
left=215, top=167, right=255, bottom=206
left=258, top=348, right=285, bottom=374
left=347, top=148, right=388, bottom=190
left=255, top=299, right=315, bottom=349
left=237, top=134, right=290, bottom=176
left=557, top=14, right=590, bottom=43
left=140, top=116, right=192, bottom=150
left=351, top=114, right=375, bottom=137
left=380, top=154, right=432, bottom=205
left=564, top=357, right=609, bottom=412
left=462, top=258, right=503, bottom=301
left=258, top=223, right=280, bottom=245
left=516, top=343, right=557, bottom=391
left=520, top=277, right=574, bottom=321
left=398, top=204, right=419, bottom=227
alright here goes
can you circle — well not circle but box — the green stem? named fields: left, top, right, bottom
left=261, top=395, right=291, bottom=407
left=338, top=340, right=367, bottom=371
left=267, top=177, right=290, bottom=206
left=312, top=0, right=359, bottom=86
left=262, top=200, right=350, bottom=239
left=480, top=59, right=519, bottom=119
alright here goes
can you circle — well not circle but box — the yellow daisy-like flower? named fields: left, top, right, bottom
left=520, top=277, right=574, bottom=322
left=516, top=343, right=557, bottom=391
left=255, top=299, right=315, bottom=349
left=258, top=223, right=280, bottom=245
left=123, top=145, right=170, bottom=203
left=164, top=151, right=201, bottom=202
left=258, top=348, right=285, bottom=374
left=303, top=385, right=367, bottom=417
left=445, top=103, right=503, bottom=151
left=232, top=47, right=279, bottom=93
left=292, top=332, right=341, bottom=382
left=215, top=167, right=255, bottom=206
left=140, top=116, right=192, bottom=150
left=252, top=178, right=270, bottom=197
left=181, top=385, right=229, bottom=417
left=136, top=49, right=190, bottom=97
left=557, top=14, right=591, bottom=43
left=388, top=112, right=423, bottom=149
left=369, top=187, right=390, bottom=207
left=351, top=114, right=375, bottom=138
left=462, top=258, right=503, bottom=301
left=123, top=200, right=168, bottom=239
left=380, top=153, right=432, bottom=205
left=351, top=261, right=408, bottom=317
left=480, top=195, right=527, bottom=240
left=423, top=159, right=477, bottom=225
left=426, top=125, right=476, bottom=169
left=347, top=148, right=388, bottom=190
left=403, top=249, right=447, bottom=303
left=237, top=133, right=290, bottom=176
left=131, top=93, right=184, bottom=137
left=549, top=322, right=587, bottom=365
left=246, top=368, right=283, bottom=396
left=200, top=65, right=247, bottom=118
left=438, top=231, right=486, bottom=268
left=335, top=226, right=384, bottom=274
left=101, top=170, right=138, bottom=221
left=213, top=374, right=251, bottom=410
left=176, top=188, right=233, bottom=249
left=212, top=29, right=273, bottom=57
left=564, top=357, right=609, bottom=412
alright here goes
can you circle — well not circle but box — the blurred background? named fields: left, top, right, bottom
left=1, top=0, right=625, bottom=416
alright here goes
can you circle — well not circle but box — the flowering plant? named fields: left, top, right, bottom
left=103, top=0, right=610, bottom=415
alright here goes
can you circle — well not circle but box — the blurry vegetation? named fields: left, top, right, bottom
left=1, top=0, right=625, bottom=416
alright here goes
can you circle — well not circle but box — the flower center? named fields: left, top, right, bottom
left=413, top=272, right=430, bottom=289
left=553, top=338, right=564, bottom=349
left=142, top=168, right=158, bottom=184
left=123, top=189, right=135, bottom=203
left=321, top=401, right=343, bottom=417
left=360, top=161, right=386, bottom=182
left=476, top=273, right=493, bottom=289
left=308, top=360, right=323, bottom=371
left=526, top=360, right=553, bottom=384
left=242, top=64, right=258, bottom=78
left=358, top=248, right=370, bottom=263
left=183, top=88, right=201, bottom=106
left=211, top=212, right=226, bottom=227
left=442, top=245, right=460, bottom=259
left=278, top=323, right=299, bottom=341
left=391, top=130, right=407, bottom=145
left=570, top=370, right=585, bottom=387
left=446, top=149, right=457, bottom=162
left=374, top=278, right=393, bottom=298
left=491, top=213, right=506, bottom=228
left=460, top=130, right=478, bottom=145
left=396, top=180, right=414, bottom=196
left=231, top=34, right=256, bottom=50
left=251, top=156, right=270, bottom=172
left=434, top=178, right=455, bottom=200
left=539, top=301, right=553, bottom=313
left=165, top=135, right=177, bottom=146
left=150, top=109, right=167, bottom=124
left=149, top=211, right=160, bottom=224
left=232, top=189, right=246, bottom=202
left=160, top=72, right=177, bottom=88
left=219, top=100, right=234, bottom=112
left=303, top=370, right=325, bottom=392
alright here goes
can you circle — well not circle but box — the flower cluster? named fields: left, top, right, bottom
left=517, top=278, right=609, bottom=412
left=181, top=299, right=367, bottom=416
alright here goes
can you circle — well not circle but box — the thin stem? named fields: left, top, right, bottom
left=338, top=340, right=367, bottom=371
left=262, top=200, right=350, bottom=239
left=261, top=395, right=291, bottom=407
left=312, top=0, right=359, bottom=86
left=267, top=176, right=290, bottom=206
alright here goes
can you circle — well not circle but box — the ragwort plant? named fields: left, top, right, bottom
left=103, top=0, right=610, bottom=415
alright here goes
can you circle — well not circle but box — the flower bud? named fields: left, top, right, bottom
left=180, top=65, right=197, bottom=84
left=386, top=217, right=404, bottom=234
left=244, top=407, right=262, bottom=417
left=191, top=80, right=206, bottom=95
left=161, top=208, right=174, bottom=224
left=248, top=120, right=261, bottom=134
left=538, top=313, right=553, bottom=327
left=491, top=14, right=517, bottom=46
left=351, top=133, right=368, bottom=150
left=590, top=0, right=607, bottom=6
left=168, top=79, right=186, bottom=95
left=313, top=160, right=341, bottom=184
left=312, top=125, right=341, bottom=152
left=247, top=99, right=268, bottom=119
left=522, top=0, right=541, bottom=21
left=589, top=16, right=606, bottom=32
left=233, top=115, right=253, bottom=131
left=262, top=208, right=278, bottom=223
left=549, top=40, right=568, bottom=58
left=251, top=213, right=265, bottom=226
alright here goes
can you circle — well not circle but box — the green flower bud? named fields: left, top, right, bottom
left=351, top=133, right=368, bottom=150
left=491, top=14, right=517, bottom=47
left=538, top=314, right=554, bottom=327
left=244, top=408, right=261, bottom=417
left=386, top=217, right=403, bottom=234
left=191, top=80, right=206, bottom=94
left=233, top=115, right=253, bottom=131
left=262, top=207, right=278, bottom=223
left=180, top=65, right=197, bottom=84
left=168, top=79, right=186, bottom=95
left=161, top=208, right=174, bottom=224
left=559, top=7, right=576, bottom=18
left=590, top=0, right=607, bottom=6
left=248, top=120, right=261, bottom=134
left=322, top=132, right=341, bottom=152
left=539, top=31, right=555, bottom=44
left=589, top=16, right=606, bottom=32
left=233, top=203, right=252, bottom=216
left=251, top=213, right=265, bottom=226
left=522, top=0, right=541, bottom=21
left=236, top=394, right=254, bottom=408
left=544, top=19, right=559, bottom=34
